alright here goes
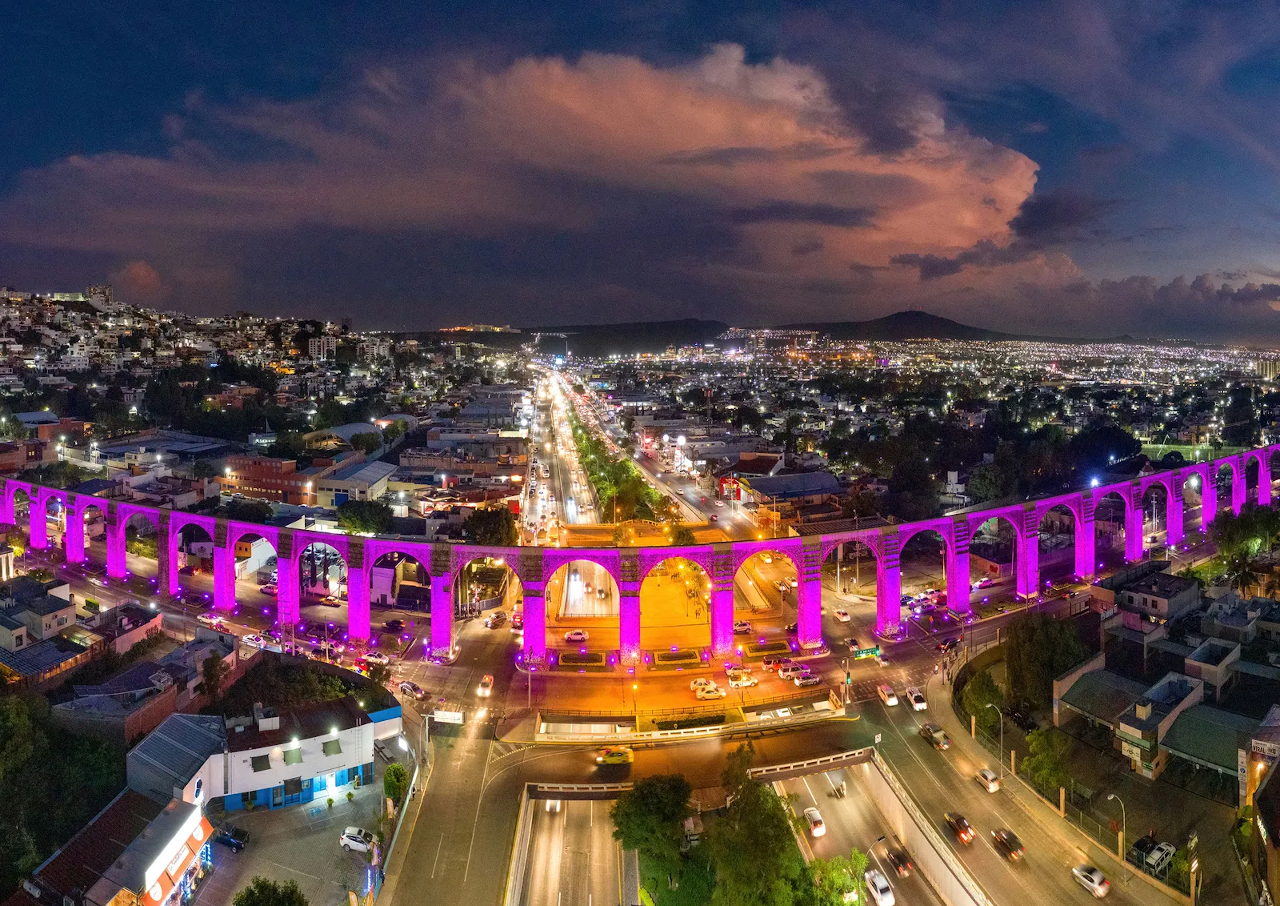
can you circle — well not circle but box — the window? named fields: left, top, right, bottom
left=322, top=739, right=342, bottom=756
left=251, top=754, right=272, bottom=772
left=283, top=747, right=303, bottom=766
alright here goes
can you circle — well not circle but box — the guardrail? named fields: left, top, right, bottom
left=531, top=782, right=635, bottom=797
left=503, top=785, right=537, bottom=906
left=536, top=702, right=843, bottom=744
left=540, top=691, right=830, bottom=722
left=749, top=748, right=872, bottom=779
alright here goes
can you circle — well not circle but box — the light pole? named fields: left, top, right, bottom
left=1107, top=792, right=1127, bottom=858
left=985, top=703, right=1004, bottom=777
left=632, top=682, right=638, bottom=718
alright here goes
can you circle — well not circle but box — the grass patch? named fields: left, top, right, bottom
left=655, top=713, right=725, bottom=731
left=639, top=849, right=715, bottom=906
left=745, top=640, right=790, bottom=656
left=558, top=651, right=606, bottom=666
left=654, top=649, right=699, bottom=663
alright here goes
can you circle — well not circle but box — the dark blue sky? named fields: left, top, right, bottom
left=7, top=1, right=1280, bottom=339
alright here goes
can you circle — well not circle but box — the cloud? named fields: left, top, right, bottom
left=0, top=43, right=1038, bottom=324
left=109, top=260, right=166, bottom=303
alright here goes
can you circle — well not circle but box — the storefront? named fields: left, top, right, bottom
left=142, top=814, right=214, bottom=906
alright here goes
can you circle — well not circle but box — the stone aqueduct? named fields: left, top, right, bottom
left=2, top=446, right=1278, bottom=662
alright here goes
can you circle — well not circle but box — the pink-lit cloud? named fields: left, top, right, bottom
left=109, top=260, right=167, bottom=303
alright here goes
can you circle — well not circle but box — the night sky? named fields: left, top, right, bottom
left=7, top=2, right=1280, bottom=339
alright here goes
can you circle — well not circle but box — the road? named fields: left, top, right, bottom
left=522, top=800, right=622, bottom=906
left=779, top=771, right=943, bottom=905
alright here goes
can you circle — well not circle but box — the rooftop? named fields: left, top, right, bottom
left=1160, top=704, right=1259, bottom=773
left=128, top=713, right=226, bottom=797
left=225, top=696, right=369, bottom=753
left=1116, top=570, right=1197, bottom=600
left=1058, top=669, right=1148, bottom=726
left=330, top=459, right=398, bottom=484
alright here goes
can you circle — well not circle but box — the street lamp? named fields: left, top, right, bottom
left=1107, top=793, right=1127, bottom=857
left=632, top=682, right=638, bottom=717
left=985, top=703, right=1004, bottom=777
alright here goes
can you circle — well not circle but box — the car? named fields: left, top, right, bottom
left=1145, top=842, right=1176, bottom=873
left=919, top=722, right=951, bottom=750
left=785, top=621, right=798, bottom=634
left=877, top=684, right=898, bottom=706
left=364, top=651, right=390, bottom=666
left=595, top=746, right=634, bottom=765
left=564, top=629, right=589, bottom=643
left=935, top=635, right=961, bottom=653
left=803, top=807, right=825, bottom=837
left=340, top=826, right=375, bottom=853
left=777, top=663, right=810, bottom=680
left=695, top=684, right=727, bottom=700
left=384, top=619, right=404, bottom=632
left=885, top=843, right=913, bottom=878
left=399, top=680, right=425, bottom=700
left=690, top=677, right=719, bottom=691
left=484, top=611, right=507, bottom=629
left=975, top=769, right=1001, bottom=792
left=259, top=584, right=278, bottom=596
left=1010, top=709, right=1039, bottom=732
left=761, top=553, right=773, bottom=564
left=834, top=609, right=850, bottom=622
left=991, top=829, right=1024, bottom=861
left=196, top=612, right=222, bottom=627
left=944, top=812, right=975, bottom=844
left=846, top=636, right=862, bottom=651
left=213, top=824, right=248, bottom=852
left=864, top=868, right=895, bottom=906
left=729, top=672, right=758, bottom=688
left=1071, top=865, right=1111, bottom=898
left=510, top=612, right=524, bottom=631
left=978, top=577, right=996, bottom=589
left=732, top=620, right=752, bottom=634
left=477, top=674, right=494, bottom=697
left=794, top=673, right=822, bottom=687
left=906, top=686, right=927, bottom=711
left=320, top=595, right=340, bottom=606
left=762, top=655, right=792, bottom=672
left=241, top=634, right=266, bottom=649
left=715, top=500, right=724, bottom=507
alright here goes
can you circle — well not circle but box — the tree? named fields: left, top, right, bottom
left=224, top=498, right=274, bottom=524
left=706, top=743, right=810, bottom=906
left=383, top=762, right=410, bottom=806
left=191, top=459, right=217, bottom=479
left=1004, top=613, right=1088, bottom=709
left=463, top=507, right=517, bottom=545
left=671, top=526, right=697, bottom=546
left=610, top=774, right=692, bottom=874
left=1224, top=550, right=1259, bottom=595
left=809, top=850, right=869, bottom=906
left=366, top=662, right=392, bottom=689
left=233, top=877, right=309, bottom=906
left=198, top=652, right=228, bottom=700
left=961, top=669, right=1003, bottom=735
left=348, top=432, right=383, bottom=455
left=1022, top=728, right=1071, bottom=791
left=336, top=500, right=394, bottom=535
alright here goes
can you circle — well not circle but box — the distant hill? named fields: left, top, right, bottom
left=781, top=310, right=1023, bottom=341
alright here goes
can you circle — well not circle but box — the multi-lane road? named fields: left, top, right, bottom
left=522, top=800, right=623, bottom=906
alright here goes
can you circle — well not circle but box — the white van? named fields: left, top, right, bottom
left=877, top=684, right=899, bottom=706
left=778, top=663, right=810, bottom=681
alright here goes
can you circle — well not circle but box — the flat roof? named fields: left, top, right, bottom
left=1058, top=669, right=1148, bottom=725
left=331, top=459, right=398, bottom=484
left=1161, top=704, right=1260, bottom=773
left=128, top=714, right=226, bottom=792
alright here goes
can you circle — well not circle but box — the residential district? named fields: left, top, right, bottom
left=6, top=286, right=1280, bottom=906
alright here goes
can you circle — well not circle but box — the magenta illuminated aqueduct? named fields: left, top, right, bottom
left=1, top=447, right=1275, bottom=663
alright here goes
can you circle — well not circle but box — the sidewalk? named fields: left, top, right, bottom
left=926, top=673, right=1187, bottom=906
left=377, top=742, right=434, bottom=905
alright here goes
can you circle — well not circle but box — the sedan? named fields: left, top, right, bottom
left=364, top=651, right=390, bottom=666
left=398, top=681, right=425, bottom=700
left=991, top=829, right=1024, bottom=861
left=885, top=843, right=913, bottom=878
left=564, top=629, right=589, bottom=643
left=695, top=684, right=727, bottom=700
left=864, top=868, right=895, bottom=906
left=732, top=620, right=752, bottom=634
left=803, top=807, right=825, bottom=837
left=793, top=674, right=822, bottom=688
left=944, top=812, right=974, bottom=844
left=690, top=677, right=719, bottom=692
left=833, top=609, right=850, bottom=623
left=1071, top=865, right=1111, bottom=898
left=240, top=634, right=266, bottom=649
left=935, top=635, right=961, bottom=653
left=477, top=674, right=494, bottom=697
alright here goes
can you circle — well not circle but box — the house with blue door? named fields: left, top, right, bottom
left=127, top=697, right=402, bottom=812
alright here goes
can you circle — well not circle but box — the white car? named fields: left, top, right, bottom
left=363, top=651, right=390, bottom=666
left=695, top=684, right=727, bottom=700
left=728, top=672, right=758, bottom=688
left=864, top=868, right=895, bottom=906
left=196, top=612, right=221, bottom=627
left=339, top=826, right=375, bottom=853
left=1071, top=865, right=1110, bottom=898
left=564, top=629, right=589, bottom=643
left=906, top=686, right=927, bottom=711
left=690, top=677, right=719, bottom=692
left=732, top=620, right=752, bottom=634
left=834, top=609, right=851, bottom=623
left=803, top=807, right=825, bottom=837
left=240, top=634, right=265, bottom=649
left=976, top=769, right=1001, bottom=793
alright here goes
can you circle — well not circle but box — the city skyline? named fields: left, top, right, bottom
left=7, top=3, right=1280, bottom=339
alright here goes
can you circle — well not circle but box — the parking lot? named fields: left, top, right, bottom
left=194, top=747, right=414, bottom=906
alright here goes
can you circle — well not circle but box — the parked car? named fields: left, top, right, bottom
left=1071, top=865, right=1111, bottom=898
left=945, top=812, right=975, bottom=844
left=803, top=807, right=825, bottom=837
left=213, top=824, right=248, bottom=852
left=340, top=827, right=375, bottom=854
left=1009, top=709, right=1039, bottom=732
left=991, top=829, right=1024, bottom=861
left=564, top=629, right=589, bottom=643
left=399, top=680, right=426, bottom=700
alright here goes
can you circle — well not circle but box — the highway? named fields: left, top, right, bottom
left=779, top=771, right=943, bottom=906
left=522, top=800, right=622, bottom=906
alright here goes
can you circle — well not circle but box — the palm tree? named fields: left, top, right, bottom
left=1225, top=552, right=1259, bottom=596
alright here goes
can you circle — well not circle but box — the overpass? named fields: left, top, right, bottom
left=2, top=445, right=1273, bottom=665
